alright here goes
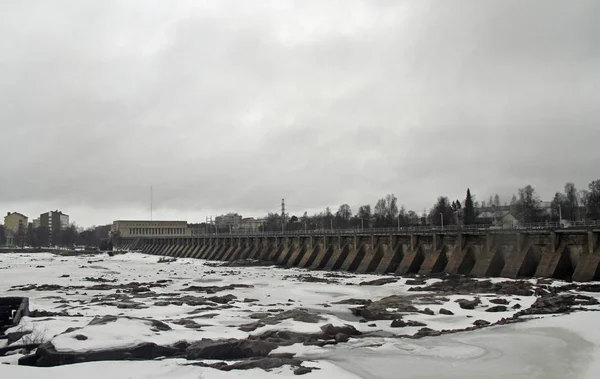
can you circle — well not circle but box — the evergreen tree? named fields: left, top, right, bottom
left=494, top=194, right=501, bottom=207
left=464, top=189, right=476, bottom=225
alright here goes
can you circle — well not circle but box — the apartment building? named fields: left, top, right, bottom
left=39, top=210, right=69, bottom=245
left=3, top=212, right=28, bottom=246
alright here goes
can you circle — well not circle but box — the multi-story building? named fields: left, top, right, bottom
left=39, top=210, right=69, bottom=245
left=111, top=220, right=191, bottom=238
left=215, top=213, right=242, bottom=228
left=4, top=212, right=28, bottom=246
left=240, top=217, right=265, bottom=232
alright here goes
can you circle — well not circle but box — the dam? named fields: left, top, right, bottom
left=117, top=226, right=600, bottom=282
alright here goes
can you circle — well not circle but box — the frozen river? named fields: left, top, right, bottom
left=1, top=252, right=599, bottom=379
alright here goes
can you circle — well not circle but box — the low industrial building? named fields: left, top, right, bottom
left=111, top=220, right=191, bottom=238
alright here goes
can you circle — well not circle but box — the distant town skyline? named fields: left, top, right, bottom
left=2, top=178, right=597, bottom=228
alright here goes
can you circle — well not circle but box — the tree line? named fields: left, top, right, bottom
left=257, top=179, right=600, bottom=232
left=0, top=224, right=109, bottom=248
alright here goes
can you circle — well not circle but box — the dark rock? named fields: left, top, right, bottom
left=268, top=308, right=285, bottom=313
left=518, top=294, right=599, bottom=315
left=217, top=356, right=303, bottom=371
left=87, top=315, right=170, bottom=331
left=154, top=301, right=184, bottom=307
left=455, top=298, right=480, bottom=310
left=186, top=339, right=277, bottom=360
left=238, top=322, right=266, bottom=332
left=473, top=319, right=490, bottom=327
left=183, top=284, right=253, bottom=293
left=414, top=328, right=441, bottom=338
left=244, top=298, right=259, bottom=303
left=334, top=333, right=350, bottom=343
left=390, top=319, right=427, bottom=328
left=173, top=319, right=203, bottom=329
left=489, top=298, right=509, bottom=305
left=117, top=302, right=148, bottom=309
left=74, top=334, right=88, bottom=340
left=5, top=331, right=32, bottom=345
left=577, top=284, right=600, bottom=292
left=439, top=308, right=454, bottom=315
left=405, top=279, right=427, bottom=286
left=333, top=298, right=372, bottom=306
left=368, top=323, right=377, bottom=327
left=294, top=367, right=313, bottom=375
left=20, top=341, right=185, bottom=367
left=60, top=327, right=82, bottom=335
left=486, top=305, right=508, bottom=313
left=351, top=295, right=418, bottom=320
left=208, top=294, right=237, bottom=304
left=512, top=303, right=522, bottom=309
left=422, top=308, right=435, bottom=315
left=408, top=277, right=534, bottom=296
left=180, top=296, right=212, bottom=307
left=320, top=324, right=360, bottom=336
left=60, top=275, right=70, bottom=278
left=250, top=330, right=320, bottom=346
left=130, top=287, right=150, bottom=293
left=359, top=278, right=398, bottom=286
left=88, top=315, right=118, bottom=326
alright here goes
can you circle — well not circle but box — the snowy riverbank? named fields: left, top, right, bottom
left=1, top=252, right=600, bottom=378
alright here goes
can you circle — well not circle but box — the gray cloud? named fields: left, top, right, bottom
left=1, top=0, right=599, bottom=226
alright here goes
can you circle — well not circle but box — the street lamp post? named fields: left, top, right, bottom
left=559, top=205, right=562, bottom=227
left=361, top=219, right=364, bottom=231
left=398, top=214, right=400, bottom=231
left=441, top=213, right=444, bottom=230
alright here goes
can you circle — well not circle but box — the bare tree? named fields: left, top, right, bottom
left=357, top=205, right=372, bottom=229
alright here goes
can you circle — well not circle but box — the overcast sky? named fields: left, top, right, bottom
left=1, top=0, right=599, bottom=228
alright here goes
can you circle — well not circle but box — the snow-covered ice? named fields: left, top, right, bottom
left=1, top=251, right=600, bottom=378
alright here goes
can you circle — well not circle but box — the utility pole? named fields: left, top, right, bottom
left=559, top=205, right=562, bottom=226
left=361, top=218, right=364, bottom=231
left=441, top=213, right=444, bottom=230
left=397, top=214, right=400, bottom=231
left=281, top=198, right=286, bottom=232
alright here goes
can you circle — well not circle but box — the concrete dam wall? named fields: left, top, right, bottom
left=119, top=229, right=600, bottom=282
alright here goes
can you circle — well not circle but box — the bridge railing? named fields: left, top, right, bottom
left=181, top=220, right=600, bottom=238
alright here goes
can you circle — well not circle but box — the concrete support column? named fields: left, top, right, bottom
left=485, top=233, right=492, bottom=255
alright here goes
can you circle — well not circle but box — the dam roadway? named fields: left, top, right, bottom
left=118, top=222, right=600, bottom=282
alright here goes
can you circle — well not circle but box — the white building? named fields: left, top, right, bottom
left=111, top=220, right=191, bottom=238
